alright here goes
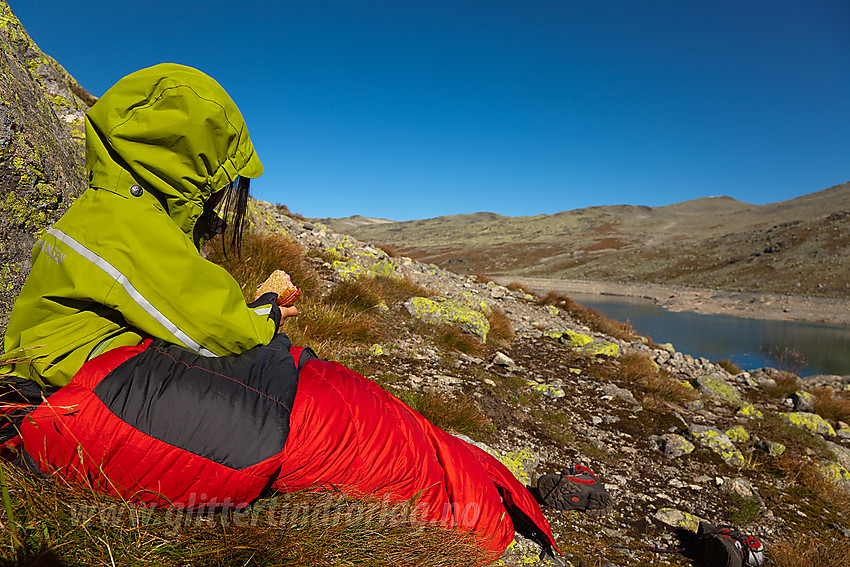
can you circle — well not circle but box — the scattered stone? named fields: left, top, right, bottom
left=685, top=425, right=745, bottom=467
left=721, top=477, right=758, bottom=499
left=755, top=439, right=786, bottom=456
left=791, top=391, right=816, bottom=412
left=492, top=352, right=516, bottom=367
left=601, top=383, right=639, bottom=406
left=694, top=374, right=743, bottom=405
left=735, top=403, right=764, bottom=419
left=838, top=421, right=850, bottom=440
left=778, top=412, right=836, bottom=436
left=653, top=508, right=702, bottom=532
left=725, top=425, right=750, bottom=444
left=404, top=297, right=490, bottom=341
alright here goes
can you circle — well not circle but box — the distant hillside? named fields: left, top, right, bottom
left=316, top=182, right=850, bottom=297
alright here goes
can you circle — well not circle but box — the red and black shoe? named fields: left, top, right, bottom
left=696, top=522, right=765, bottom=567
left=537, top=465, right=613, bottom=517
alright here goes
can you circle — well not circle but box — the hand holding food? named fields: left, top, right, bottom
left=255, top=270, right=302, bottom=307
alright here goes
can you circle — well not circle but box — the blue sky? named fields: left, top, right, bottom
left=10, top=1, right=850, bottom=220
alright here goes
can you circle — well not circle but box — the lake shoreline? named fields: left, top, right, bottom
left=493, top=276, right=850, bottom=328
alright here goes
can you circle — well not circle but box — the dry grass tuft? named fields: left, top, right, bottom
left=769, top=535, right=850, bottom=567
left=285, top=302, right=381, bottom=355
left=274, top=202, right=307, bottom=221
left=616, top=351, right=696, bottom=404
left=0, top=460, right=486, bottom=566
left=204, top=231, right=320, bottom=301
left=376, top=244, right=398, bottom=258
left=763, top=371, right=802, bottom=400
left=537, top=291, right=637, bottom=342
left=812, top=387, right=850, bottom=425
left=485, top=306, right=515, bottom=350
left=505, top=281, right=531, bottom=294
left=399, top=390, right=491, bottom=437
left=428, top=324, right=487, bottom=357
left=778, top=455, right=850, bottom=517
left=715, top=359, right=742, bottom=375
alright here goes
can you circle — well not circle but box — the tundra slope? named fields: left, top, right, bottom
left=316, top=182, right=850, bottom=303
left=258, top=201, right=850, bottom=567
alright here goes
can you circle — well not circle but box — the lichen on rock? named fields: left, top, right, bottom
left=651, top=434, right=695, bottom=459
left=526, top=380, right=565, bottom=399
left=0, top=0, right=94, bottom=334
left=725, top=425, right=750, bottom=444
left=819, top=461, right=850, bottom=489
left=779, top=412, right=836, bottom=436
left=755, top=439, right=786, bottom=456
left=685, top=425, right=745, bottom=468
left=552, top=329, right=620, bottom=357
left=652, top=507, right=702, bottom=532
left=404, top=296, right=490, bottom=341
left=735, top=402, right=764, bottom=419
left=694, top=374, right=743, bottom=405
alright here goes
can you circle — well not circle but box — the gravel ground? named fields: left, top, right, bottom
left=495, top=277, right=850, bottom=327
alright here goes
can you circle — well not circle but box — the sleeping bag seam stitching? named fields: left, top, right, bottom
left=149, top=345, right=293, bottom=412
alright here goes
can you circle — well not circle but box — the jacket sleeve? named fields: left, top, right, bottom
left=51, top=190, right=279, bottom=358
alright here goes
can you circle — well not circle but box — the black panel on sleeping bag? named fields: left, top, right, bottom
left=93, top=332, right=300, bottom=470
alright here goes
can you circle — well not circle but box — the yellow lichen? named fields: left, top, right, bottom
left=780, top=412, right=836, bottom=436
left=405, top=297, right=490, bottom=341
left=725, top=426, right=750, bottom=444
left=736, top=403, right=764, bottom=419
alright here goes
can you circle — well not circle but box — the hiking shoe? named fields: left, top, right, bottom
left=537, top=465, right=613, bottom=517
left=696, top=522, right=765, bottom=567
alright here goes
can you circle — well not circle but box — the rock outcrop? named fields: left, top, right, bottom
left=0, top=0, right=94, bottom=334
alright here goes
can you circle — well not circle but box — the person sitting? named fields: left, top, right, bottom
left=1, top=63, right=602, bottom=563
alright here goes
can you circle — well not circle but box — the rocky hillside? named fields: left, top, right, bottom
left=316, top=182, right=850, bottom=299
left=0, top=0, right=94, bottom=333
left=251, top=201, right=850, bottom=566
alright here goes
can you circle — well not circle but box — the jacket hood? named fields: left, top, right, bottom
left=85, top=63, right=263, bottom=235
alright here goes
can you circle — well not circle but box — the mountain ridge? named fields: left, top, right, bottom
left=316, top=181, right=850, bottom=298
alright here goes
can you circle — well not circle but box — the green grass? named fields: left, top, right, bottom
left=728, top=492, right=761, bottom=525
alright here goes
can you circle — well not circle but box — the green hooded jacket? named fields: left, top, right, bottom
left=1, top=64, right=276, bottom=388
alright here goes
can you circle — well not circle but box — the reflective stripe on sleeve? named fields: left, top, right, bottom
left=47, top=228, right=217, bottom=357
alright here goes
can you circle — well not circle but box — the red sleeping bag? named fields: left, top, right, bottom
left=14, top=335, right=559, bottom=562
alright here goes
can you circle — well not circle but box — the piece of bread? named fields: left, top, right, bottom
left=255, top=270, right=301, bottom=307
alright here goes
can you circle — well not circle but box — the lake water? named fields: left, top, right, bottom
left=569, top=293, right=850, bottom=377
